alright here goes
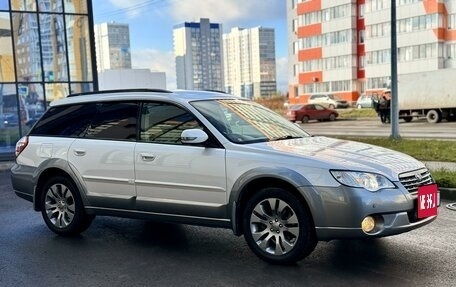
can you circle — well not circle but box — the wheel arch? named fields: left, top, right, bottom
left=33, top=160, right=89, bottom=211
left=229, top=168, right=316, bottom=236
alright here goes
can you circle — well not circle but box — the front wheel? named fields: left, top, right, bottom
left=40, top=176, right=94, bottom=236
left=242, top=188, right=317, bottom=264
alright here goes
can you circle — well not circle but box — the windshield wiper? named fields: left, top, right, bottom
left=270, top=135, right=303, bottom=141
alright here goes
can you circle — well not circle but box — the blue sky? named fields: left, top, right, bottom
left=92, top=0, right=288, bottom=91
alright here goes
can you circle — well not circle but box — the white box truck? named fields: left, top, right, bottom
left=397, top=69, right=456, bottom=123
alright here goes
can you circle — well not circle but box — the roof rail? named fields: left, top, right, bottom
left=67, top=88, right=173, bottom=97
left=203, top=89, right=227, bottom=94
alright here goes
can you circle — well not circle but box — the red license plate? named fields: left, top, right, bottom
left=417, top=183, right=439, bottom=218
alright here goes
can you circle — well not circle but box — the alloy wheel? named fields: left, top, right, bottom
left=249, top=198, right=300, bottom=255
left=44, top=183, right=76, bottom=229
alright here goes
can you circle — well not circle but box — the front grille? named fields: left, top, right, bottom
left=399, top=168, right=434, bottom=195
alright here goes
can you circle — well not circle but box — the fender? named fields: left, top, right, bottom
left=228, top=166, right=321, bottom=235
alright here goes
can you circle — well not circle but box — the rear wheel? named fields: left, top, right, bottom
left=426, top=110, right=441, bottom=124
left=40, top=176, right=94, bottom=236
left=329, top=113, right=336, bottom=121
left=242, top=188, right=317, bottom=264
left=328, top=104, right=335, bottom=109
left=301, top=116, right=309, bottom=123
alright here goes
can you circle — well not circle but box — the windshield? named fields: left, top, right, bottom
left=192, top=99, right=311, bottom=144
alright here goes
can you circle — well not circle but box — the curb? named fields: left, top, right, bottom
left=0, top=161, right=14, bottom=171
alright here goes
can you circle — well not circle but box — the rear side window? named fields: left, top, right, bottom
left=30, top=104, right=97, bottom=137
left=85, top=102, right=138, bottom=140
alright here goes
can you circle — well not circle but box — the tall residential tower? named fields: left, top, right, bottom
left=94, top=22, right=131, bottom=72
left=173, top=18, right=224, bottom=91
left=223, top=27, right=277, bottom=99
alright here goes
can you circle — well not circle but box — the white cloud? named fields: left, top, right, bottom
left=131, top=49, right=176, bottom=89
left=167, top=0, right=285, bottom=28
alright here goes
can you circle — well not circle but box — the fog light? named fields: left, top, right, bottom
left=361, top=216, right=376, bottom=233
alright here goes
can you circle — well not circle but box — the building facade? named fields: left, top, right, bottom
left=223, top=27, right=277, bottom=99
left=98, top=69, right=166, bottom=90
left=287, top=0, right=456, bottom=104
left=173, top=18, right=224, bottom=91
left=0, top=0, right=97, bottom=159
left=94, top=22, right=131, bottom=72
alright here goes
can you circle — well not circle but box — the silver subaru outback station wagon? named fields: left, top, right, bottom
left=11, top=89, right=439, bottom=264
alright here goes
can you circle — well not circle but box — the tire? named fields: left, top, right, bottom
left=329, top=113, right=336, bottom=121
left=40, top=176, right=94, bottom=236
left=403, top=116, right=413, bottom=123
left=426, top=110, right=441, bottom=124
left=301, top=116, right=309, bottom=123
left=328, top=104, right=335, bottom=109
left=242, top=187, right=317, bottom=265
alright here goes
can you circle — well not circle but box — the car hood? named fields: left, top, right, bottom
left=248, top=136, right=425, bottom=179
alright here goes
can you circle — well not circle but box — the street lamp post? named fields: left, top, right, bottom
left=390, top=0, right=400, bottom=139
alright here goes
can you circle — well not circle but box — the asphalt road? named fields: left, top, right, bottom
left=1, top=169, right=455, bottom=287
left=300, top=118, right=456, bottom=139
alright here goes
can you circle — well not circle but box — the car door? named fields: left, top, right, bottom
left=314, top=104, right=328, bottom=120
left=68, top=101, right=138, bottom=210
left=134, top=102, right=227, bottom=219
left=305, top=104, right=318, bottom=120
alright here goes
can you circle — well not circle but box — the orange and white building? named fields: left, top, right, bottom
left=287, top=0, right=456, bottom=105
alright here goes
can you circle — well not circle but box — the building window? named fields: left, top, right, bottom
left=359, top=4, right=365, bottom=18
left=0, top=0, right=96, bottom=159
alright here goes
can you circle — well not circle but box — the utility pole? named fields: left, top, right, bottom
left=390, top=0, right=400, bottom=139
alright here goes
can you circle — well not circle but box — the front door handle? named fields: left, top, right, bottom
left=140, top=153, right=156, bottom=161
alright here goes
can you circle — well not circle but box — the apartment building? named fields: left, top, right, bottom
left=223, top=27, right=277, bottom=99
left=287, top=0, right=456, bottom=104
left=94, top=22, right=132, bottom=72
left=173, top=18, right=224, bottom=91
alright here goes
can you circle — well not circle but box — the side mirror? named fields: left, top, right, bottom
left=181, top=129, right=209, bottom=144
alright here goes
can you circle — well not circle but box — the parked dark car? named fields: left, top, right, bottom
left=286, top=104, right=339, bottom=123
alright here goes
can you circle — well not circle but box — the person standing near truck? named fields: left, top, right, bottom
left=378, top=92, right=391, bottom=124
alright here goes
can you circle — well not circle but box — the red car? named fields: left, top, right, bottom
left=285, top=104, right=339, bottom=123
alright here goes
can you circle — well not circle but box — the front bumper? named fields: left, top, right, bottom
left=315, top=212, right=437, bottom=240
left=336, top=103, right=350, bottom=108
left=301, top=184, right=438, bottom=241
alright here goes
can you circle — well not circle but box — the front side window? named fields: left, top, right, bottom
left=140, top=102, right=202, bottom=145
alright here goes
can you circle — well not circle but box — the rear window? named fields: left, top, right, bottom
left=85, top=102, right=138, bottom=140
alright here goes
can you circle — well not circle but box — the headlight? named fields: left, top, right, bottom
left=330, top=170, right=395, bottom=192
